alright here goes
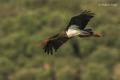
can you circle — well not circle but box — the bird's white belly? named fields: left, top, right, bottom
left=66, top=29, right=81, bottom=38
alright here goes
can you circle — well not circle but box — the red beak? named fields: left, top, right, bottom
left=37, top=38, right=49, bottom=47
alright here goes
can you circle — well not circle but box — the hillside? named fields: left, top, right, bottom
left=0, top=0, right=120, bottom=80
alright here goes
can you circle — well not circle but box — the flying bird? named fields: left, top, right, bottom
left=41, top=10, right=102, bottom=54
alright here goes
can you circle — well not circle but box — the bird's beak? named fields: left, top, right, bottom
left=93, top=33, right=102, bottom=37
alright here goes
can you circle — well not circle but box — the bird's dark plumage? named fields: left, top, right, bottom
left=42, top=10, right=100, bottom=54
left=66, top=10, right=95, bottom=30
left=43, top=32, right=69, bottom=54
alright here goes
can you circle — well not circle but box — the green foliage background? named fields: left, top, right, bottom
left=0, top=0, right=120, bottom=80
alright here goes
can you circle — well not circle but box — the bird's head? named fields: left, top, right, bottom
left=43, top=38, right=49, bottom=44
left=37, top=38, right=49, bottom=47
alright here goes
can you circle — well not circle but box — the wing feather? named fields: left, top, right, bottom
left=66, top=10, right=95, bottom=30
left=43, top=32, right=69, bottom=54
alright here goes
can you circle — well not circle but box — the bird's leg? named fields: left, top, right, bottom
left=79, top=34, right=90, bottom=37
left=79, top=31, right=92, bottom=37
left=79, top=31, right=102, bottom=37
left=93, top=32, right=102, bottom=37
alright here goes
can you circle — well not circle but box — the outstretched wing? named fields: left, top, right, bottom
left=43, top=32, right=69, bottom=54
left=66, top=10, right=95, bottom=30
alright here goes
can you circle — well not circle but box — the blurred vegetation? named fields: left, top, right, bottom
left=0, top=0, right=120, bottom=80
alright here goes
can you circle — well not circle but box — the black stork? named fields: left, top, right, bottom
left=41, top=10, right=102, bottom=54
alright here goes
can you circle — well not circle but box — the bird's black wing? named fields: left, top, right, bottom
left=43, top=32, right=69, bottom=54
left=66, top=10, right=95, bottom=30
